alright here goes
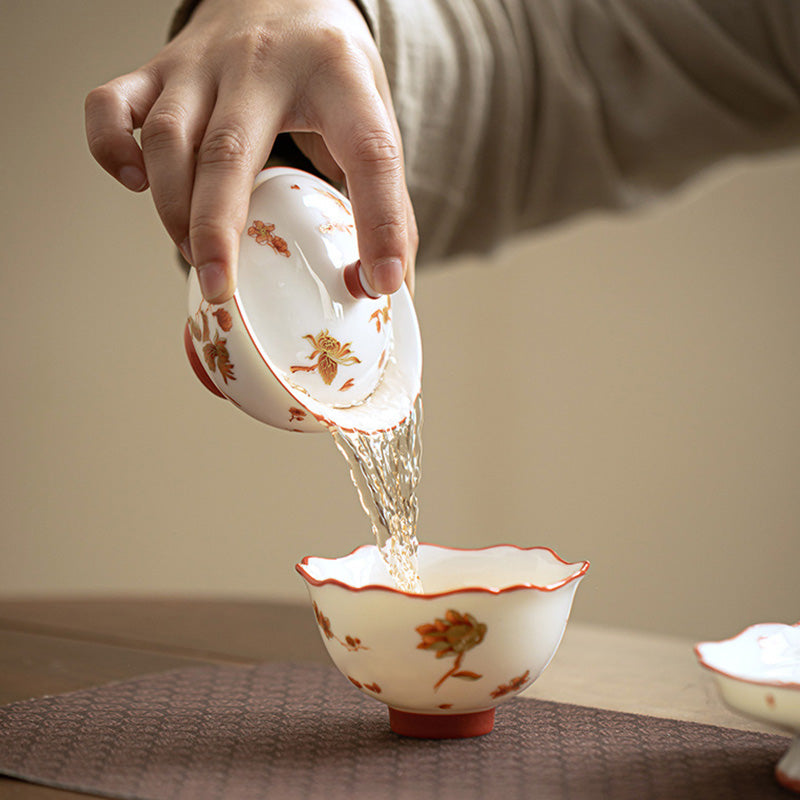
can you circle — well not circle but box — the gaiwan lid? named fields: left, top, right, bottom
left=185, top=167, right=421, bottom=433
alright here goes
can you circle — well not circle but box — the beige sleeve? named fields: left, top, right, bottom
left=172, top=0, right=800, bottom=265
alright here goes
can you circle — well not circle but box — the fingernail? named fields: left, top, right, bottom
left=179, top=238, right=193, bottom=265
left=370, top=258, right=404, bottom=294
left=118, top=165, right=147, bottom=192
left=197, top=262, right=231, bottom=303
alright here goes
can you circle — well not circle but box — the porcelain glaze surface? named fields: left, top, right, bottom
left=296, top=544, right=588, bottom=737
left=185, top=167, right=421, bottom=433
left=696, top=622, right=800, bottom=792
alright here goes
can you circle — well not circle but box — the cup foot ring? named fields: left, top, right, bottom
left=389, top=707, right=495, bottom=739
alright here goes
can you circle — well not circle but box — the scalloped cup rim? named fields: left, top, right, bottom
left=695, top=621, right=800, bottom=689
left=295, top=543, right=590, bottom=598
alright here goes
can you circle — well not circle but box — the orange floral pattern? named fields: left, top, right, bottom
left=370, top=297, right=391, bottom=333
left=313, top=186, right=349, bottom=213
left=247, top=220, right=290, bottom=257
left=490, top=670, right=531, bottom=699
left=188, top=304, right=236, bottom=385
left=319, top=220, right=355, bottom=236
left=203, top=334, right=235, bottom=384
left=290, top=330, right=360, bottom=386
left=416, top=610, right=486, bottom=690
left=312, top=602, right=369, bottom=651
left=212, top=308, right=233, bottom=331
left=339, top=378, right=355, bottom=392
left=288, top=407, right=307, bottom=423
left=313, top=602, right=334, bottom=640
left=347, top=677, right=382, bottom=693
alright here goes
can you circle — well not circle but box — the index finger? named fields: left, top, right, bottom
left=188, top=85, right=282, bottom=303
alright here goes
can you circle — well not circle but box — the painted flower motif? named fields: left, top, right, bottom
left=416, top=610, right=487, bottom=690
left=202, top=332, right=235, bottom=384
left=313, top=602, right=334, bottom=640
left=247, top=220, right=290, bottom=257
left=288, top=407, right=307, bottom=423
left=290, top=330, right=361, bottom=385
left=189, top=303, right=238, bottom=388
left=370, top=298, right=391, bottom=333
left=212, top=308, right=233, bottom=331
left=319, top=220, right=355, bottom=236
left=312, top=602, right=369, bottom=651
left=313, top=186, right=350, bottom=213
left=490, top=670, right=531, bottom=699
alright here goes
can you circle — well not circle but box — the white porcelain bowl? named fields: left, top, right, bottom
left=696, top=622, right=800, bottom=792
left=296, top=543, right=589, bottom=738
left=184, top=167, right=422, bottom=433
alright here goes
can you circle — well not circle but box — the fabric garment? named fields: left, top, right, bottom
left=170, top=0, right=800, bottom=266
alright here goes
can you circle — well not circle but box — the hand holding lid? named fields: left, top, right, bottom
left=184, top=167, right=422, bottom=433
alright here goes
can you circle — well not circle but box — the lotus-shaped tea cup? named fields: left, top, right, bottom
left=696, top=622, right=800, bottom=793
left=296, top=543, right=589, bottom=738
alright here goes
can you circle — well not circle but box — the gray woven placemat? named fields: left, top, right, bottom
left=0, top=661, right=790, bottom=800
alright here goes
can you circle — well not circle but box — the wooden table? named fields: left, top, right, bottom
left=0, top=598, right=785, bottom=799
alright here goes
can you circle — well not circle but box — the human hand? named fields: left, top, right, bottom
left=85, top=0, right=417, bottom=301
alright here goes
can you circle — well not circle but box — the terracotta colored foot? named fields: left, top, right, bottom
left=389, top=708, right=495, bottom=739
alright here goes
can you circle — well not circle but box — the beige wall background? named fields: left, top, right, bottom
left=1, top=1, right=798, bottom=640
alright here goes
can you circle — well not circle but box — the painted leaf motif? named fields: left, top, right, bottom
left=217, top=351, right=235, bottom=384
left=203, top=334, right=235, bottom=383
left=212, top=308, right=233, bottom=331
left=490, top=670, right=531, bottom=699
left=188, top=316, right=202, bottom=341
left=203, top=341, right=218, bottom=372
left=452, top=671, right=482, bottom=680
left=200, top=310, right=210, bottom=342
